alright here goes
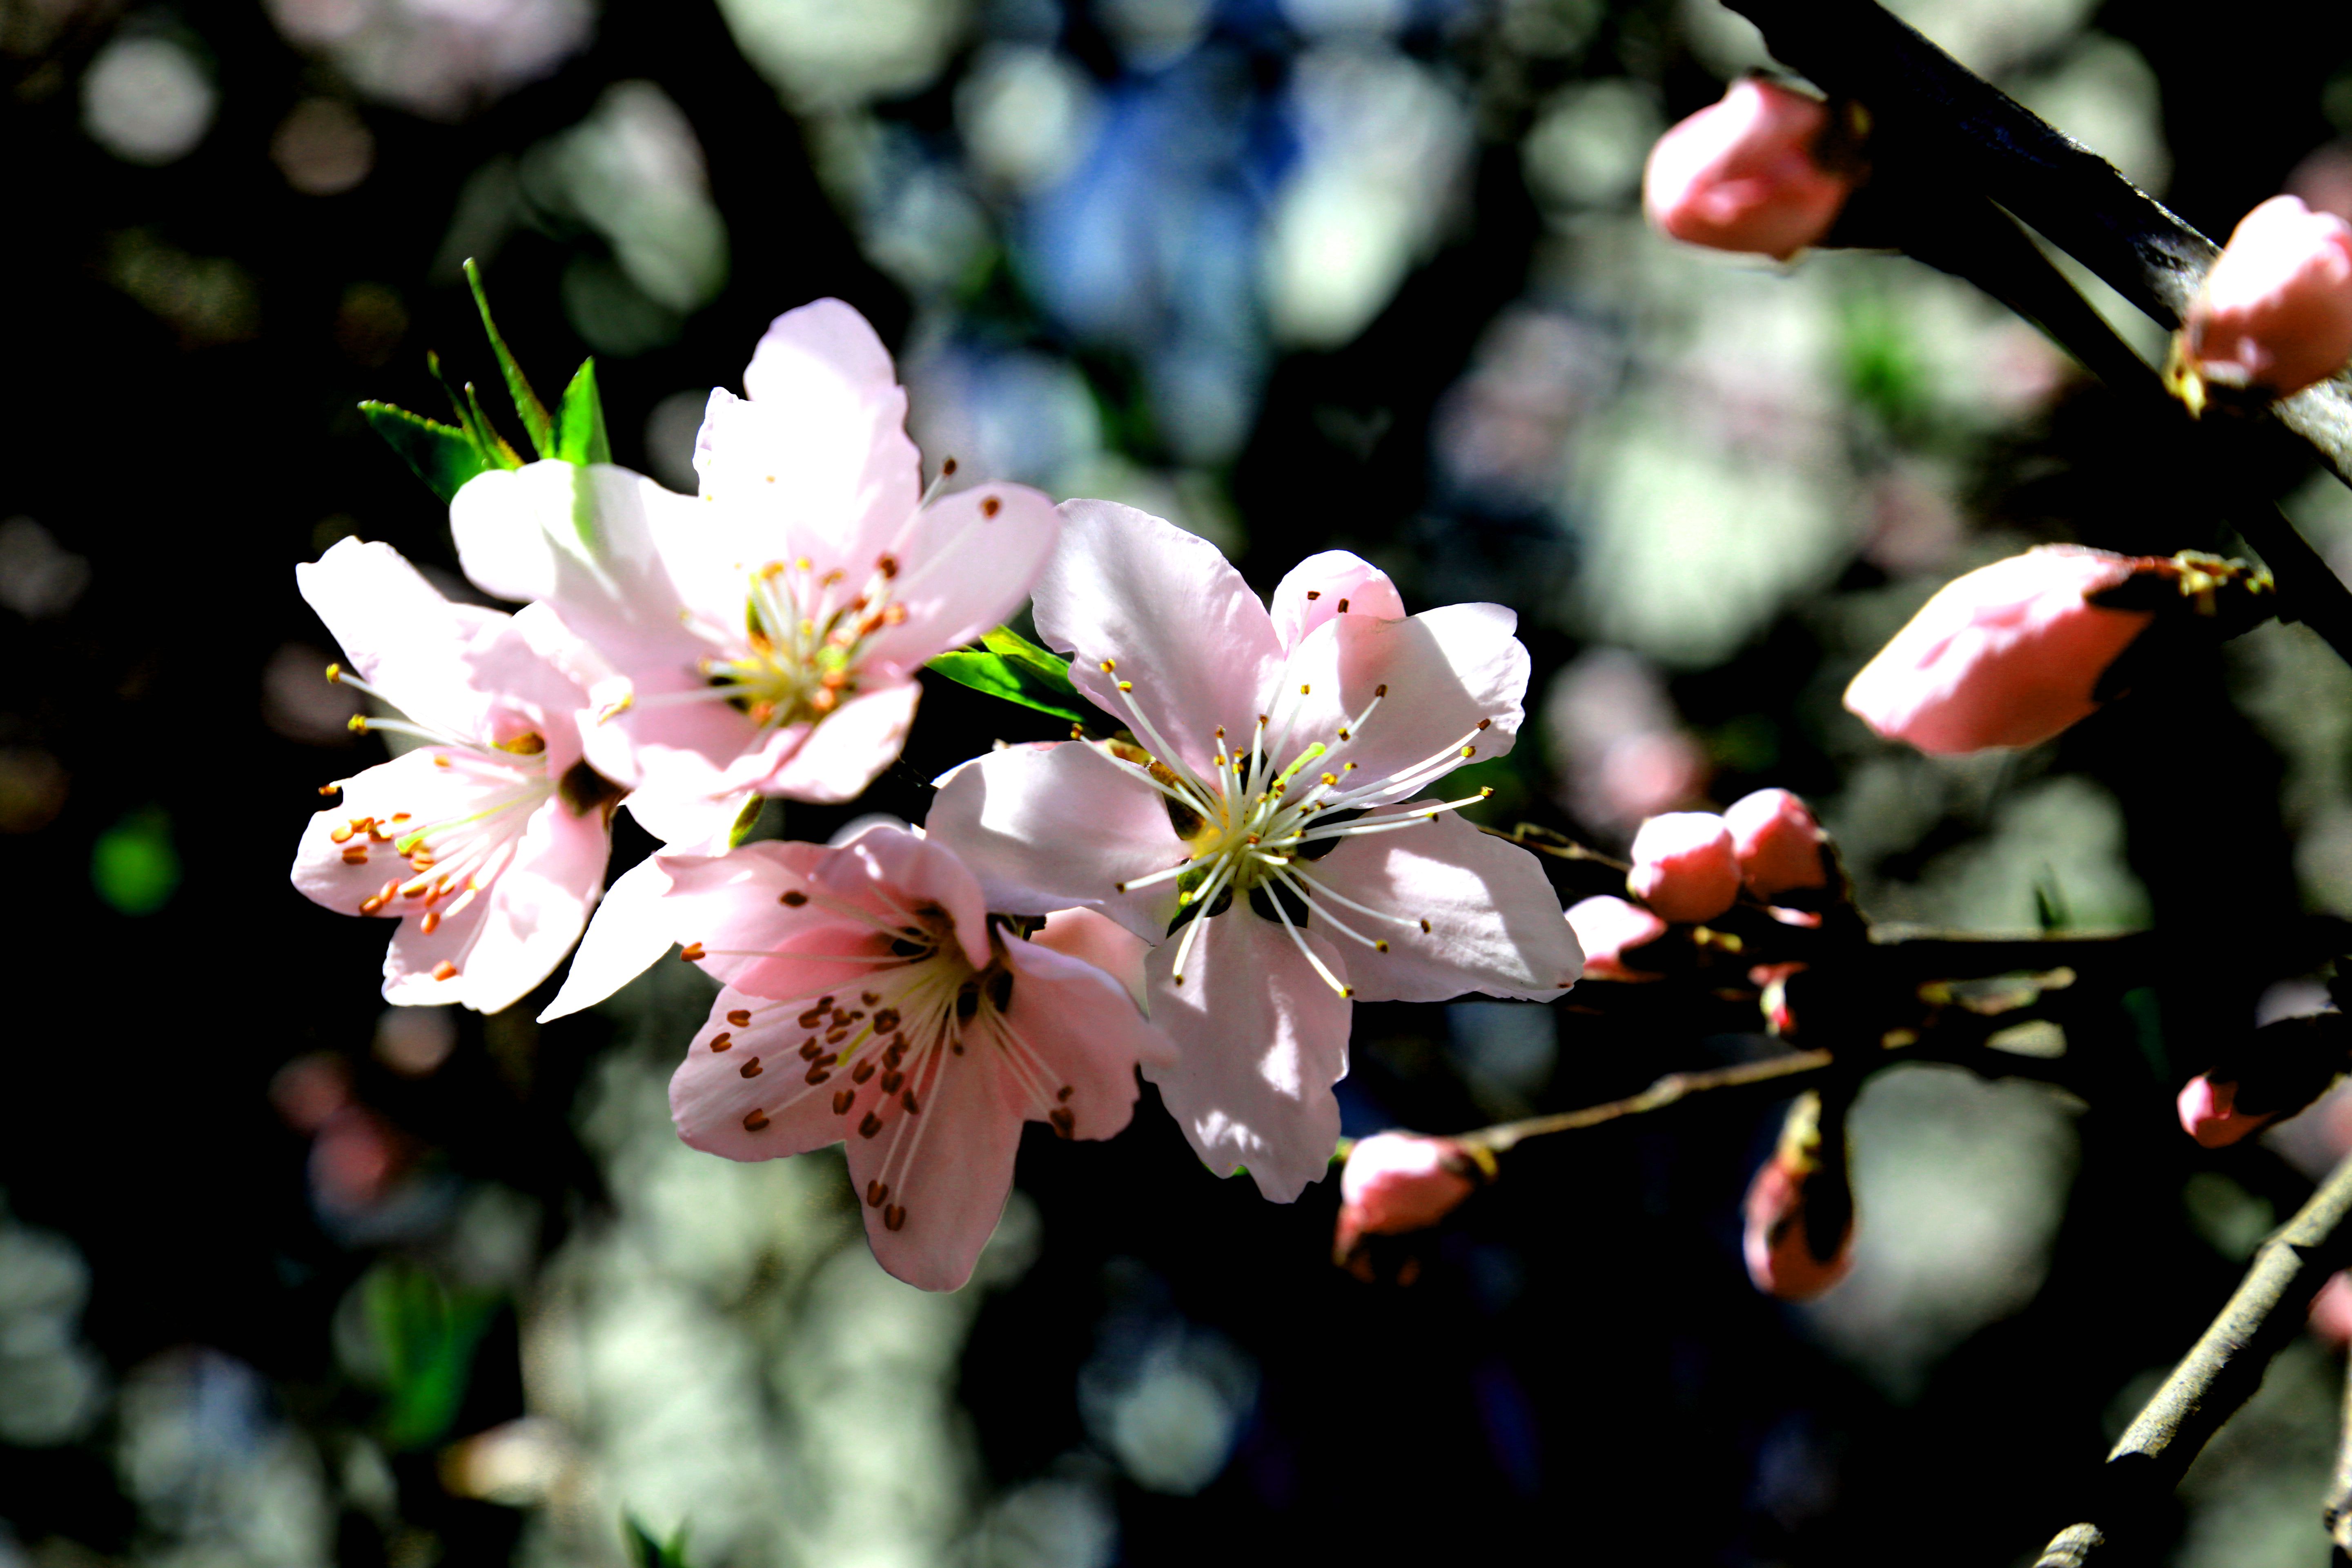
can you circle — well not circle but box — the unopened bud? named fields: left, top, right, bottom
left=1742, top=1091, right=1854, bottom=1301
left=2173, top=195, right=2352, bottom=406
left=2178, top=1010, right=2351, bottom=1148
left=1566, top=895, right=1670, bottom=982
left=1724, top=788, right=1829, bottom=899
left=1627, top=811, right=1740, bottom=923
left=1842, top=546, right=2154, bottom=754
left=1334, top=1132, right=1488, bottom=1266
left=1642, top=79, right=1858, bottom=261
left=2176, top=1074, right=2272, bottom=1148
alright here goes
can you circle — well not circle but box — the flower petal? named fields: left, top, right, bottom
left=842, top=1029, right=1025, bottom=1292
left=1269, top=550, right=1407, bottom=651
left=1032, top=501, right=1282, bottom=780
left=927, top=742, right=1187, bottom=942
left=384, top=793, right=608, bottom=1013
left=853, top=483, right=1062, bottom=677
left=539, top=853, right=678, bottom=1022
left=1030, top=907, right=1149, bottom=1011
left=450, top=461, right=703, bottom=656
left=1143, top=913, right=1351, bottom=1203
left=1305, top=811, right=1581, bottom=1002
left=296, top=538, right=509, bottom=741
left=1275, top=602, right=1529, bottom=806
left=671, top=984, right=857, bottom=1161
left=756, top=681, right=922, bottom=804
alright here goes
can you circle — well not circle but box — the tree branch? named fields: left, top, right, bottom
left=2030, top=1153, right=2352, bottom=1565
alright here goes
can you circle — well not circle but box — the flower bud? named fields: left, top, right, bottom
left=1642, top=79, right=1857, bottom=261
left=1842, top=546, right=2152, bottom=754
left=2312, top=1273, right=2352, bottom=1347
left=1724, top=788, right=1829, bottom=898
left=1566, top=895, right=1670, bottom=982
left=2176, top=1074, right=2273, bottom=1149
left=1627, top=811, right=1740, bottom=923
left=2178, top=195, right=2352, bottom=402
left=1743, top=1091, right=1854, bottom=1301
left=1333, top=1132, right=1486, bottom=1265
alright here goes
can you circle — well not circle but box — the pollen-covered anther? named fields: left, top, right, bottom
left=779, top=889, right=808, bottom=907
left=330, top=823, right=356, bottom=844
left=1049, top=1107, right=1075, bottom=1138
left=833, top=1089, right=855, bottom=1113
left=419, top=911, right=441, bottom=935
left=880, top=1069, right=904, bottom=1094
left=1099, top=658, right=1118, bottom=673
left=726, top=1009, right=752, bottom=1027
left=739, top=1057, right=763, bottom=1078
left=859, top=1111, right=884, bottom=1138
left=1419, top=918, right=1433, bottom=933
left=340, top=845, right=368, bottom=865
left=980, top=495, right=1002, bottom=518
left=852, top=1059, right=876, bottom=1084
left=805, top=1062, right=833, bottom=1085
left=867, top=1180, right=888, bottom=1207
left=743, top=1109, right=770, bottom=1132
left=709, top=1031, right=733, bottom=1052
left=1337, top=598, right=1350, bottom=612
left=900, top=1089, right=920, bottom=1114
left=679, top=942, right=706, bottom=961
left=432, top=961, right=458, bottom=981
left=883, top=1203, right=907, bottom=1231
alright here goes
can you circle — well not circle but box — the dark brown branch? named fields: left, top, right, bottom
left=2030, top=1153, right=2352, bottom=1566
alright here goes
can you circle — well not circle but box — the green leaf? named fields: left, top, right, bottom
left=361, top=1263, right=499, bottom=1451
left=427, top=351, right=523, bottom=471
left=91, top=806, right=179, bottom=915
left=359, top=402, right=493, bottom=503
left=979, top=626, right=1079, bottom=694
left=555, top=359, right=612, bottom=466
left=463, top=258, right=555, bottom=459
left=624, top=1515, right=696, bottom=1568
left=726, top=793, right=774, bottom=847
left=928, top=648, right=1092, bottom=724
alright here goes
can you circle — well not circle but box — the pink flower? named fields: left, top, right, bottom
left=1626, top=811, right=1740, bottom=923
left=450, top=299, right=1060, bottom=827
left=1742, top=1148, right=1855, bottom=1300
left=2184, top=195, right=2352, bottom=398
left=289, top=539, right=615, bottom=1013
left=1565, top=895, right=1668, bottom=982
left=928, top=503, right=1582, bottom=1202
left=2177, top=1074, right=2275, bottom=1149
left=2312, top=1274, right=2352, bottom=1346
left=653, top=825, right=1173, bottom=1292
left=1842, top=546, right=2154, bottom=755
left=1334, top=1132, right=1481, bottom=1261
left=1642, top=78, right=1855, bottom=261
left=1724, top=788, right=1829, bottom=898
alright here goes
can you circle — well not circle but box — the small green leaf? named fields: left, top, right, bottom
left=624, top=1515, right=695, bottom=1568
left=463, top=258, right=555, bottom=459
left=727, top=794, right=774, bottom=847
left=427, top=351, right=523, bottom=471
left=979, top=626, right=1079, bottom=695
left=92, top=806, right=179, bottom=915
left=927, top=648, right=1092, bottom=724
left=555, top=359, right=612, bottom=466
left=359, top=402, right=493, bottom=503
left=361, top=1262, right=499, bottom=1451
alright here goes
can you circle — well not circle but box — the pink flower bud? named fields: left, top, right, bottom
left=1627, top=811, right=1740, bottom=923
left=1566, top=895, right=1670, bottom=982
left=1642, top=79, right=1856, bottom=261
left=2311, top=1273, right=2352, bottom=1347
left=1723, top=788, right=1828, bottom=898
left=1742, top=1149, right=1855, bottom=1300
left=2177, top=1074, right=2276, bottom=1149
left=1334, top=1133, right=1481, bottom=1262
left=2184, top=196, right=2352, bottom=398
left=1842, top=546, right=2154, bottom=755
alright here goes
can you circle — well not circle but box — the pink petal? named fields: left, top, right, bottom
left=1274, top=602, right=1529, bottom=807
left=1033, top=500, right=1283, bottom=780
left=841, top=1020, right=1026, bottom=1292
left=1304, top=811, right=1582, bottom=1001
left=1723, top=788, right=1828, bottom=897
left=1628, top=811, right=1741, bottom=923
left=296, top=538, right=510, bottom=741
left=1564, top=895, right=1668, bottom=982
left=2189, top=195, right=2352, bottom=396
left=834, top=820, right=994, bottom=969
left=1642, top=79, right=1853, bottom=260
left=1030, top=907, right=1149, bottom=1010
left=539, top=854, right=678, bottom=1022
left=1269, top=550, right=1407, bottom=651
left=1000, top=930, right=1178, bottom=1076
left=755, top=681, right=922, bottom=804
left=853, top=483, right=1063, bottom=677
left=451, top=461, right=705, bottom=655
left=927, top=742, right=1189, bottom=942
left=670, top=983, right=866, bottom=1161
left=619, top=785, right=755, bottom=851
left=388, top=795, right=608, bottom=1013
left=1143, top=913, right=1352, bottom=1203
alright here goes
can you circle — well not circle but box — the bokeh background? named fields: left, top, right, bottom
left=12, top=0, right=2352, bottom=1562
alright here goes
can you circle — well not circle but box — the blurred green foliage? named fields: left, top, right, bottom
left=90, top=807, right=179, bottom=916
left=361, top=1262, right=501, bottom=1452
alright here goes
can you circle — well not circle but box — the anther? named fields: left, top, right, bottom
left=1477, top=718, right=1492, bottom=731
left=862, top=991, right=880, bottom=1006
left=900, top=1089, right=920, bottom=1114
left=1375, top=684, right=1388, bottom=697
left=859, top=1111, right=884, bottom=1138
left=798, top=1008, right=827, bottom=1028
left=1300, top=684, right=1310, bottom=695
left=1099, top=659, right=1117, bottom=673
left=1049, top=1107, right=1075, bottom=1138
left=780, top=890, right=808, bottom=906
left=825, top=1025, right=851, bottom=1045
left=710, top=1032, right=733, bottom=1052
left=867, top=1180, right=888, bottom=1207
left=980, top=495, right=1002, bottom=518
left=1056, top=1085, right=1074, bottom=1101
left=317, top=784, right=340, bottom=796
left=835, top=1089, right=856, bottom=1114
left=432, top=961, right=458, bottom=982
left=805, top=1063, right=832, bottom=1085
left=341, top=846, right=369, bottom=865
left=880, top=1069, right=904, bottom=1094
left=743, top=1109, right=769, bottom=1131
left=852, top=1060, right=875, bottom=1084
left=941, top=456, right=958, bottom=476
left=878, top=555, right=899, bottom=578
left=1375, top=940, right=1390, bottom=951
left=739, top=1057, right=763, bottom=1078
left=873, top=1008, right=900, bottom=1033
left=330, top=823, right=355, bottom=844
left=1118, top=680, right=1133, bottom=692
left=800, top=1039, right=823, bottom=1060
left=679, top=942, right=706, bottom=961
left=325, top=662, right=343, bottom=683
left=1419, top=918, right=1433, bottom=933
left=420, top=911, right=440, bottom=935
left=1305, top=590, right=1321, bottom=600
left=883, top=1203, right=906, bottom=1231
left=727, top=1010, right=752, bottom=1027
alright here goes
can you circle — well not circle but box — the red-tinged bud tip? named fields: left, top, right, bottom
left=1742, top=1154, right=1854, bottom=1300
left=1842, top=546, right=2156, bottom=755
left=1724, top=788, right=1829, bottom=898
left=2184, top=195, right=2352, bottom=399
left=2311, top=1273, right=2352, bottom=1347
left=1642, top=78, right=1856, bottom=261
left=2177, top=1074, right=2276, bottom=1149
left=1334, top=1133, right=1482, bottom=1263
left=1627, top=811, right=1740, bottom=923
left=1566, top=895, right=1670, bottom=982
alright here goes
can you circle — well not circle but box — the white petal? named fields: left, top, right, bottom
left=539, top=854, right=678, bottom=1022
left=1269, top=550, right=1406, bottom=650
left=450, top=461, right=702, bottom=656
left=853, top=483, right=1062, bottom=677
left=296, top=538, right=507, bottom=740
left=757, top=680, right=921, bottom=804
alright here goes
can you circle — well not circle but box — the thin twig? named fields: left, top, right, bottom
left=1464, top=1049, right=1837, bottom=1155
left=2030, top=1154, right=2352, bottom=1566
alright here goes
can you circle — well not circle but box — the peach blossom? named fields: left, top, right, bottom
left=1334, top=1132, right=1479, bottom=1261
left=1565, top=895, right=1669, bottom=982
left=1724, top=788, right=1828, bottom=898
left=2176, top=1074, right=2276, bottom=1149
left=2185, top=195, right=2352, bottom=397
left=1642, top=79, right=1855, bottom=261
left=1742, top=1149, right=1855, bottom=1301
left=1842, top=546, right=2153, bottom=754
left=1626, top=811, right=1740, bottom=923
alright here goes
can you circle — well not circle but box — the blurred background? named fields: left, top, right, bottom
left=11, top=0, right=2352, bottom=1562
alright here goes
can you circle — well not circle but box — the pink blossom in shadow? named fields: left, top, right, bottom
left=2177, top=1074, right=2276, bottom=1149
left=2185, top=195, right=2352, bottom=398
left=1842, top=546, right=2153, bottom=755
left=1334, top=1132, right=1481, bottom=1264
left=1643, top=78, right=1855, bottom=261
left=1627, top=811, right=1740, bottom=923
left=1566, top=895, right=1669, bottom=982
left=928, top=505, right=1581, bottom=1203
left=1724, top=788, right=1829, bottom=899
left=289, top=539, right=615, bottom=1014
